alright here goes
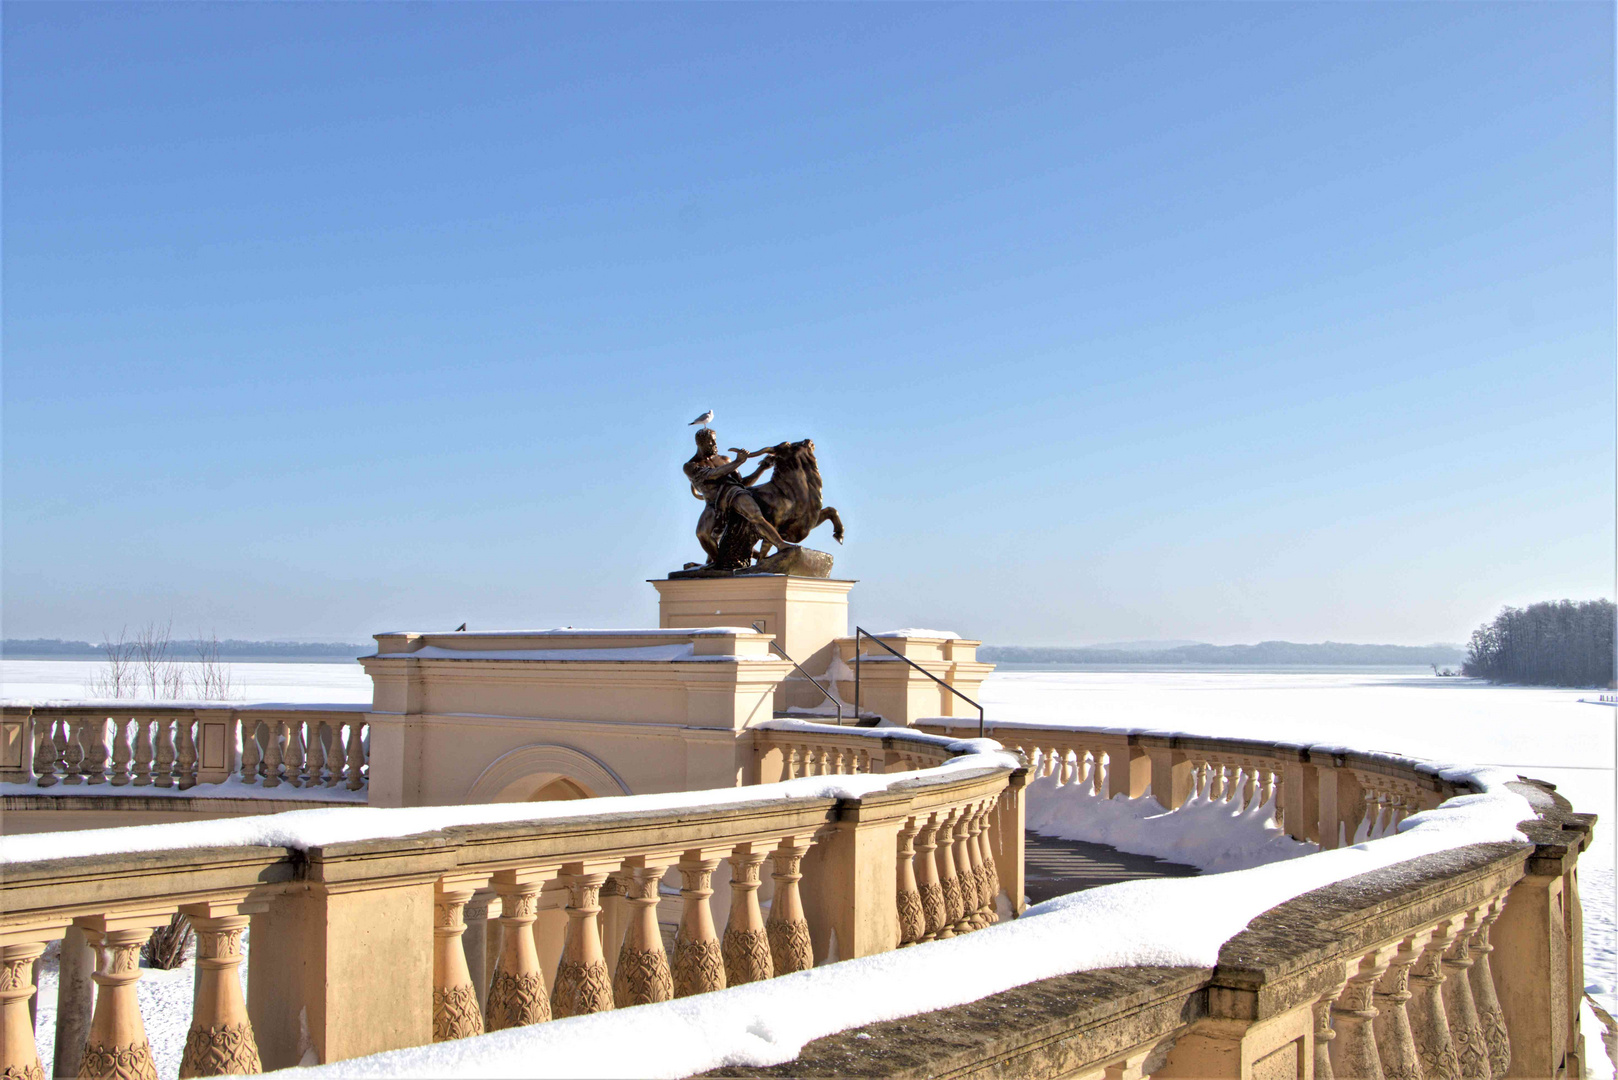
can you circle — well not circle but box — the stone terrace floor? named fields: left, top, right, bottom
left=1022, top=830, right=1199, bottom=905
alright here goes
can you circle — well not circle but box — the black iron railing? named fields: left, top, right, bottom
left=752, top=622, right=844, bottom=724
left=853, top=627, right=985, bottom=738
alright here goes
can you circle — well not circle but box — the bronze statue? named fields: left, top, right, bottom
left=681, top=428, right=844, bottom=574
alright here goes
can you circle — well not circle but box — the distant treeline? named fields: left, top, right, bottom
left=981, top=641, right=1466, bottom=666
left=1462, top=600, right=1615, bottom=687
left=3, top=638, right=366, bottom=661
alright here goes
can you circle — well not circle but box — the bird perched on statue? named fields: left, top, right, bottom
left=689, top=409, right=714, bottom=429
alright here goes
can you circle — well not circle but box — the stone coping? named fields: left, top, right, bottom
left=701, top=965, right=1212, bottom=1079
left=1, top=762, right=1015, bottom=920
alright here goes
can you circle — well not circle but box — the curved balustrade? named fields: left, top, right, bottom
left=0, top=714, right=1596, bottom=1080
left=0, top=705, right=369, bottom=793
left=919, top=720, right=1461, bottom=851
left=0, top=726, right=1021, bottom=1078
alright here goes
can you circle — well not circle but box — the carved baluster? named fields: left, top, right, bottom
left=61, top=718, right=87, bottom=785
left=673, top=854, right=725, bottom=997
left=261, top=722, right=285, bottom=788
left=179, top=908, right=260, bottom=1077
left=935, top=811, right=964, bottom=940
left=1092, top=752, right=1107, bottom=797
left=1374, top=936, right=1425, bottom=1080
left=859, top=749, right=872, bottom=773
left=432, top=878, right=485, bottom=1041
left=486, top=874, right=549, bottom=1030
left=968, top=806, right=995, bottom=927
left=550, top=868, right=613, bottom=1018
left=305, top=722, right=327, bottom=788
left=176, top=719, right=198, bottom=790
left=722, top=845, right=773, bottom=986
left=894, top=819, right=925, bottom=946
left=131, top=720, right=153, bottom=787
left=83, top=718, right=110, bottom=785
left=282, top=722, right=304, bottom=788
left=913, top=815, right=946, bottom=942
left=612, top=861, right=673, bottom=1007
left=345, top=722, right=366, bottom=789
left=1, top=941, right=47, bottom=1080
left=79, top=925, right=159, bottom=1080
left=1330, top=948, right=1392, bottom=1080
left=1408, top=924, right=1463, bottom=1080
left=239, top=721, right=261, bottom=785
left=1359, top=790, right=1379, bottom=841
left=1314, top=976, right=1349, bottom=1080
left=970, top=799, right=996, bottom=919
left=951, top=809, right=980, bottom=934
left=1056, top=749, right=1074, bottom=785
left=154, top=719, right=176, bottom=788
left=784, top=746, right=800, bottom=779
left=35, top=718, right=60, bottom=787
left=109, top=719, right=133, bottom=786
left=1469, top=898, right=1510, bottom=1077
left=321, top=724, right=341, bottom=787
left=1442, top=912, right=1493, bottom=1079
left=766, top=838, right=814, bottom=974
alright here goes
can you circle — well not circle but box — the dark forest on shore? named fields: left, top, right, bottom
left=1462, top=599, right=1615, bottom=688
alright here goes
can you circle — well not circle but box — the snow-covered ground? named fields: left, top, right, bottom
left=0, top=659, right=374, bottom=704
left=4, top=660, right=1612, bottom=1074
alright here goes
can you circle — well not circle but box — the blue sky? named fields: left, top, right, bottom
left=4, top=3, right=1613, bottom=646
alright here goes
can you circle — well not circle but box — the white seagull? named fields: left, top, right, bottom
left=688, top=409, right=714, bottom=429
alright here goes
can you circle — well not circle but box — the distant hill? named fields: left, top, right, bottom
left=981, top=641, right=1466, bottom=666
left=3, top=638, right=368, bottom=662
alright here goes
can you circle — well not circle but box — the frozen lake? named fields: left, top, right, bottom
left=3, top=658, right=1612, bottom=1020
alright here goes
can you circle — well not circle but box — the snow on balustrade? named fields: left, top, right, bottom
left=1, top=725, right=1020, bottom=1080
left=1, top=718, right=1599, bottom=1080
left=258, top=741, right=1563, bottom=1080
left=1, top=702, right=371, bottom=794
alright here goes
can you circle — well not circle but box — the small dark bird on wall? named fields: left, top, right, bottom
left=455, top=623, right=467, bottom=631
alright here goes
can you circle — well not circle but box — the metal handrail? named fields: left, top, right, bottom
left=853, top=626, right=985, bottom=738
left=752, top=623, right=844, bottom=725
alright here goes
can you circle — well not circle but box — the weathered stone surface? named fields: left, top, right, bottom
left=699, top=965, right=1209, bottom=1079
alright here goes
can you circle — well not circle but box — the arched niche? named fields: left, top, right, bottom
left=464, top=742, right=632, bottom=804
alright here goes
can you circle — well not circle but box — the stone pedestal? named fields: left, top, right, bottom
left=651, top=575, right=855, bottom=714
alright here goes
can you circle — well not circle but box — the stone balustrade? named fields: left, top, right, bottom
left=0, top=727, right=1021, bottom=1077
left=920, top=721, right=1462, bottom=853
left=0, top=705, right=369, bottom=792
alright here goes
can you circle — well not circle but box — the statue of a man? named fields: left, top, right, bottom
left=684, top=427, right=794, bottom=566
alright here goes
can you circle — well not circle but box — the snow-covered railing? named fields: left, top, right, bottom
left=0, top=704, right=370, bottom=792
left=750, top=718, right=964, bottom=779
left=0, top=736, right=1023, bottom=1079
left=917, top=719, right=1464, bottom=851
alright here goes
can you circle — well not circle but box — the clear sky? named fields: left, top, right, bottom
left=4, top=3, right=1613, bottom=647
